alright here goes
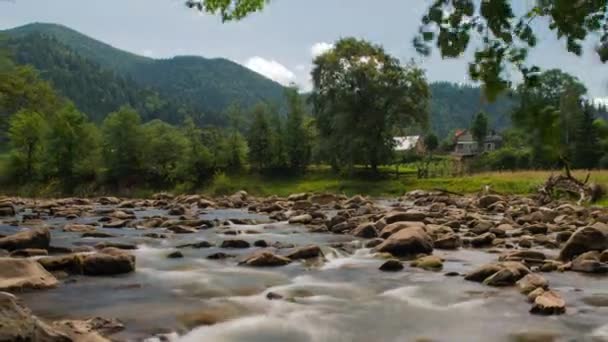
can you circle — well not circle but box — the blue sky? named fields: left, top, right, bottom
left=1, top=0, right=607, bottom=98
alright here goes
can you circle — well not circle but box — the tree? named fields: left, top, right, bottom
left=573, top=105, right=601, bottom=169
left=285, top=87, right=312, bottom=172
left=7, top=110, right=47, bottom=180
left=471, top=112, right=488, bottom=151
left=311, top=37, right=429, bottom=172
left=189, top=0, right=608, bottom=98
left=44, top=103, right=101, bottom=189
left=141, top=119, right=188, bottom=184
left=179, top=116, right=214, bottom=183
left=424, top=133, right=439, bottom=155
left=247, top=103, right=273, bottom=171
left=101, top=106, right=144, bottom=184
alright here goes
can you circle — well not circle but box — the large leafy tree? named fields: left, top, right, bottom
left=189, top=0, right=608, bottom=98
left=247, top=103, right=273, bottom=171
left=285, top=87, right=312, bottom=172
left=141, top=119, right=188, bottom=184
left=101, top=106, right=145, bottom=184
left=7, top=110, right=47, bottom=180
left=311, top=37, right=429, bottom=172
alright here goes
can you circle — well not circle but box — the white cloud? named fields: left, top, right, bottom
left=142, top=49, right=155, bottom=57
left=311, top=42, right=334, bottom=58
left=245, top=56, right=296, bottom=86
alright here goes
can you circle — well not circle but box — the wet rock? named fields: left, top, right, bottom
left=167, top=251, right=184, bottom=259
left=465, top=261, right=530, bottom=286
left=82, top=231, right=116, bottom=238
left=266, top=292, right=284, bottom=300
left=292, top=200, right=313, bottom=211
left=206, top=252, right=234, bottom=260
left=143, top=233, right=167, bottom=239
left=309, top=193, right=339, bottom=205
left=177, top=241, right=213, bottom=249
left=433, top=234, right=461, bottom=250
left=559, top=225, right=608, bottom=261
left=365, top=238, right=383, bottom=248
left=253, top=240, right=268, bottom=247
left=478, top=194, right=503, bottom=208
left=0, top=257, right=58, bottom=290
left=411, top=255, right=443, bottom=270
left=9, top=248, right=48, bottom=257
left=81, top=248, right=136, bottom=276
left=103, top=220, right=128, bottom=229
left=516, top=274, right=549, bottom=294
left=471, top=221, right=493, bottom=235
left=220, top=239, right=250, bottom=249
left=0, top=228, right=50, bottom=251
left=63, top=224, right=97, bottom=233
left=0, top=202, right=16, bottom=216
left=53, top=317, right=124, bottom=341
left=581, top=294, right=608, bottom=307
left=527, top=287, right=545, bottom=303
left=602, top=250, right=608, bottom=263
left=509, top=330, right=559, bottom=342
left=288, top=193, right=309, bottom=202
left=523, top=224, right=548, bottom=235
left=167, top=225, right=198, bottom=234
left=379, top=221, right=425, bottom=239
left=285, top=245, right=323, bottom=260
left=38, top=255, right=82, bottom=274
left=379, top=259, right=403, bottom=272
left=384, top=210, right=426, bottom=224
left=0, top=292, right=71, bottom=341
left=373, top=227, right=433, bottom=257
left=330, top=221, right=356, bottom=234
left=352, top=222, right=378, bottom=238
left=240, top=252, right=291, bottom=267
left=95, top=242, right=137, bottom=250
left=470, top=232, right=496, bottom=248
left=288, top=214, right=313, bottom=225
left=499, top=250, right=547, bottom=263
left=168, top=206, right=187, bottom=216
left=530, top=290, right=566, bottom=315
left=571, top=251, right=608, bottom=274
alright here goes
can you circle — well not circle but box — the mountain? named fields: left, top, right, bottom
left=3, top=23, right=288, bottom=116
left=2, top=23, right=515, bottom=135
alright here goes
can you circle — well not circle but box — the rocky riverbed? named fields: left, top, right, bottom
left=0, top=191, right=607, bottom=341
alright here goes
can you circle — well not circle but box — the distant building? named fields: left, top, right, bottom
left=394, top=135, right=425, bottom=154
left=452, top=130, right=502, bottom=156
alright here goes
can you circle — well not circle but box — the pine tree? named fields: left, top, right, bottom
left=285, top=88, right=311, bottom=172
left=247, top=104, right=273, bottom=171
left=573, top=105, right=601, bottom=169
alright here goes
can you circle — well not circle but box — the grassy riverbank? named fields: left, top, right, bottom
left=3, top=168, right=608, bottom=205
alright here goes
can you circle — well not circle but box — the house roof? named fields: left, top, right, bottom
left=394, top=136, right=420, bottom=151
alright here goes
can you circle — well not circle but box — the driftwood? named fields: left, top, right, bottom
left=537, top=164, right=604, bottom=205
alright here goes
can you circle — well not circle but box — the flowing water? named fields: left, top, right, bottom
left=3, top=206, right=608, bottom=342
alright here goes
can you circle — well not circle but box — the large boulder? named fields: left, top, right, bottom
left=530, top=290, right=566, bottom=315
left=379, top=221, right=425, bottom=239
left=0, top=292, right=70, bottom=341
left=0, top=228, right=50, bottom=251
left=559, top=225, right=608, bottom=261
left=516, top=273, right=549, bottom=294
left=80, top=248, right=136, bottom=276
left=571, top=251, right=608, bottom=274
left=240, top=252, right=291, bottom=267
left=373, top=226, right=433, bottom=257
left=352, top=223, right=378, bottom=238
left=478, top=195, right=504, bottom=209
left=0, top=258, right=58, bottom=290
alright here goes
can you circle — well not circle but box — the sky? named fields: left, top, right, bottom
left=1, top=0, right=607, bottom=99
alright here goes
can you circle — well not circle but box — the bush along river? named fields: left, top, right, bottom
left=0, top=191, right=607, bottom=341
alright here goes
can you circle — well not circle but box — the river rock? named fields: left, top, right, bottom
left=167, top=225, right=198, bottom=234
left=221, top=239, right=250, bottom=249
left=499, top=250, right=547, bottom=263
left=81, top=248, right=136, bottom=276
left=0, top=228, right=50, bottom=251
left=207, top=252, right=234, bottom=260
left=288, top=214, right=313, bottom=225
left=240, top=252, right=291, bottom=267
left=379, top=221, right=425, bottom=239
left=433, top=234, right=461, bottom=249
left=410, top=255, right=443, bottom=270
left=285, top=245, right=323, bottom=259
left=63, top=224, right=97, bottom=233
left=465, top=261, right=529, bottom=285
left=95, top=242, right=137, bottom=250
left=530, top=290, right=566, bottom=315
left=52, top=317, right=123, bottom=342
left=38, top=254, right=82, bottom=274
left=470, top=232, right=496, bottom=247
left=373, top=226, right=433, bottom=257
left=177, top=241, right=213, bottom=249
left=9, top=248, right=48, bottom=257
left=0, top=292, right=71, bottom=341
left=379, top=259, right=403, bottom=271
left=103, top=220, right=128, bottom=229
left=516, top=274, right=549, bottom=294
left=0, top=202, right=16, bottom=216
left=571, top=251, right=608, bottom=274
left=384, top=210, right=426, bottom=224
left=0, top=258, right=58, bottom=290
left=559, top=225, right=608, bottom=261
left=83, top=231, right=116, bottom=238
left=478, top=195, right=503, bottom=208
left=352, top=222, right=378, bottom=238
left=167, top=251, right=184, bottom=259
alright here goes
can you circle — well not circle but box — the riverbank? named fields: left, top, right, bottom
left=0, top=191, right=608, bottom=340
left=4, top=169, right=608, bottom=205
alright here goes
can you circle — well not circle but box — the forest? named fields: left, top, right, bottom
left=1, top=24, right=608, bottom=196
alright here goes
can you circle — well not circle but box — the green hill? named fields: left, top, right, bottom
left=3, top=23, right=515, bottom=135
